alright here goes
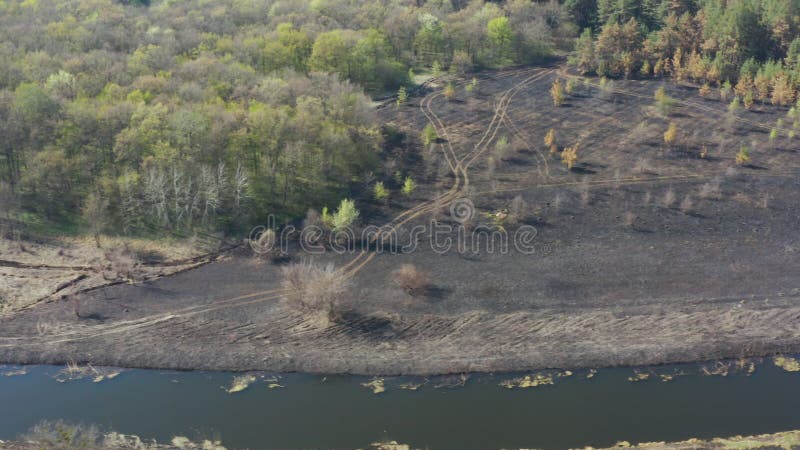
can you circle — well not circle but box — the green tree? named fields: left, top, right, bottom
left=331, top=198, right=359, bottom=231
left=402, top=177, right=416, bottom=195
left=422, top=124, right=438, bottom=146
left=373, top=181, right=389, bottom=201
left=396, top=86, right=408, bottom=106
left=309, top=31, right=350, bottom=76
left=487, top=16, right=514, bottom=66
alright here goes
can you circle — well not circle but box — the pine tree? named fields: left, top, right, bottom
left=396, top=86, right=408, bottom=107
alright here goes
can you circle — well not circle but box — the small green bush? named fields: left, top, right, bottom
left=402, top=177, right=416, bottom=196
left=373, top=182, right=389, bottom=201
left=422, top=124, right=438, bottom=146
left=331, top=198, right=359, bottom=231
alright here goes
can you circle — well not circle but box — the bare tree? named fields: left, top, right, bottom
left=281, top=262, right=350, bottom=326
left=0, top=181, right=13, bottom=237
left=82, top=192, right=108, bottom=248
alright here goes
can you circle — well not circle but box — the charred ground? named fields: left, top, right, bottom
left=2, top=66, right=800, bottom=375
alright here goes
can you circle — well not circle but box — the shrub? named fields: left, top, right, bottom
left=493, top=136, right=510, bottom=161
left=432, top=61, right=442, bottom=76
left=422, top=124, right=438, bottom=146
left=743, top=91, right=754, bottom=109
left=550, top=79, right=565, bottom=106
left=565, top=78, right=576, bottom=95
left=509, top=194, right=527, bottom=223
left=623, top=211, right=637, bottom=227
left=373, top=182, right=389, bottom=201
left=402, top=177, right=416, bottom=196
left=561, top=145, right=578, bottom=169
left=654, top=86, right=675, bottom=116
left=640, top=60, right=651, bottom=77
left=662, top=188, right=676, bottom=207
left=331, top=198, right=359, bottom=231
left=22, top=420, right=102, bottom=450
left=450, top=51, right=472, bottom=76
left=728, top=96, right=740, bottom=114
left=391, top=264, right=432, bottom=295
left=771, top=75, right=795, bottom=106
left=321, top=206, right=333, bottom=228
left=578, top=180, right=590, bottom=206
left=736, top=146, right=750, bottom=165
left=663, top=122, right=677, bottom=145
left=680, top=195, right=693, bottom=214
left=719, top=81, right=732, bottom=101
left=396, top=86, right=408, bottom=107
left=281, top=262, right=349, bottom=325
left=465, top=77, right=477, bottom=93
left=544, top=128, right=556, bottom=147
left=443, top=82, right=455, bottom=101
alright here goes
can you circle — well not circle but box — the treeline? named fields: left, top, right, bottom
left=568, top=0, right=800, bottom=105
left=0, top=0, right=567, bottom=236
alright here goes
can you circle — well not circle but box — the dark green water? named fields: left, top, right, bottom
left=1, top=362, right=799, bottom=449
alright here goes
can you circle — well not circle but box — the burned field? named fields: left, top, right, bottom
left=3, top=66, right=800, bottom=375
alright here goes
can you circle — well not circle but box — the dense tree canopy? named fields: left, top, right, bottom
left=0, top=0, right=566, bottom=235
left=568, top=0, right=800, bottom=105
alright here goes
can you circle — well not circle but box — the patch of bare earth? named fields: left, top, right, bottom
left=0, top=235, right=236, bottom=314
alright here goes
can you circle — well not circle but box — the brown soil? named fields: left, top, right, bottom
left=2, top=64, right=800, bottom=375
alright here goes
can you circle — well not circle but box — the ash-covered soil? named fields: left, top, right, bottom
left=2, top=66, right=800, bottom=375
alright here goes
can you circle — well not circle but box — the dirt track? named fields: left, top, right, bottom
left=2, top=65, right=800, bottom=375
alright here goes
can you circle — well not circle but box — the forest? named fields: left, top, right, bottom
left=1, top=0, right=800, bottom=238
left=0, top=0, right=568, bottom=236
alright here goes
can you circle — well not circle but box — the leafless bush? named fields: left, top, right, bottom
left=391, top=264, right=432, bottom=295
left=578, top=180, right=591, bottom=207
left=623, top=211, right=637, bottom=227
left=100, top=249, right=137, bottom=283
left=662, top=188, right=676, bottom=208
left=23, top=420, right=103, bottom=450
left=680, top=195, right=694, bottom=214
left=732, top=192, right=750, bottom=204
left=281, top=262, right=349, bottom=325
left=508, top=195, right=528, bottom=223
left=634, top=158, right=651, bottom=175
left=757, top=193, right=770, bottom=209
left=36, top=319, right=52, bottom=336
left=699, top=181, right=721, bottom=200
left=303, top=209, right=322, bottom=228
left=553, top=192, right=564, bottom=211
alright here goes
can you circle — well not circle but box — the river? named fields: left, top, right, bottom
left=1, top=361, right=799, bottom=449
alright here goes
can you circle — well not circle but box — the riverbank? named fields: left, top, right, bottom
left=2, top=250, right=800, bottom=376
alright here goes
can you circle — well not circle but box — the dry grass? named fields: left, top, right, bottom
left=281, top=262, right=350, bottom=325
left=391, top=264, right=432, bottom=295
